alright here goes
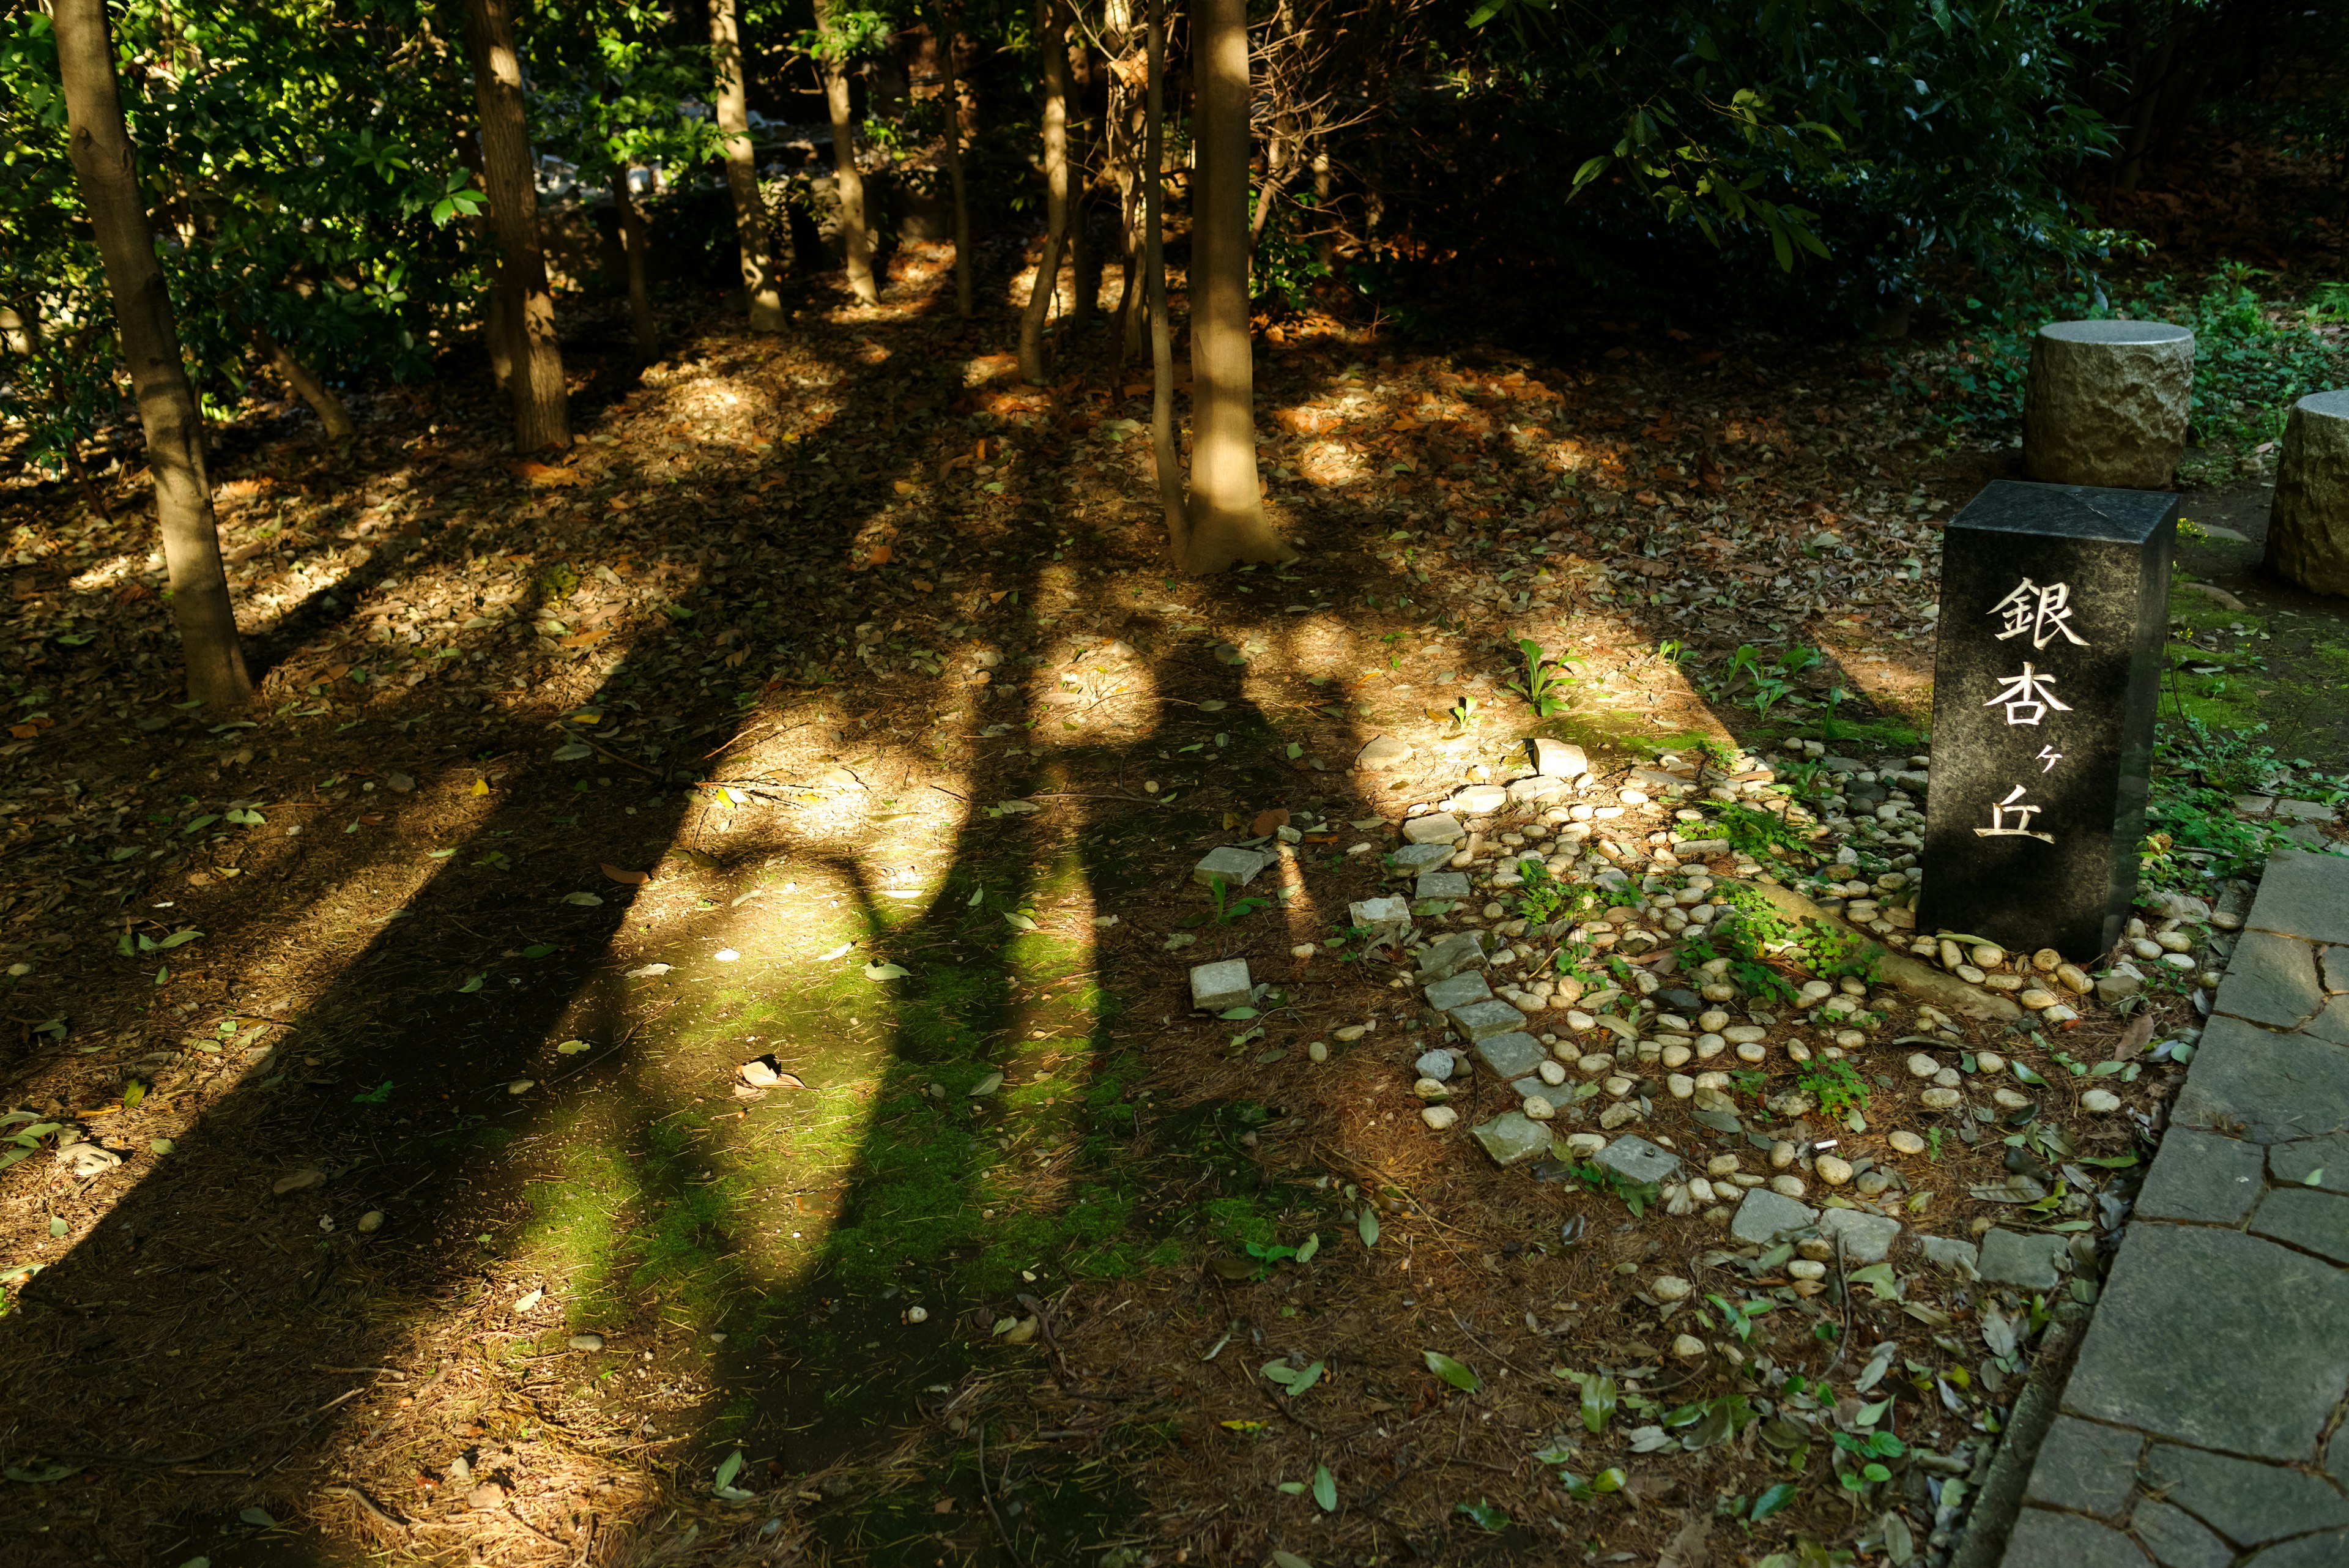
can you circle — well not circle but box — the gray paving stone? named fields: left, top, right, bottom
left=1349, top=896, right=1412, bottom=935
left=2284, top=1134, right=2349, bottom=1195
left=1472, top=1031, right=1547, bottom=1080
left=2246, top=849, right=2349, bottom=946
left=1920, top=1235, right=1982, bottom=1277
left=1392, top=841, right=1453, bottom=872
left=1818, top=1208, right=1902, bottom=1264
left=1422, top=971, right=1493, bottom=1013
left=2241, top=1532, right=2349, bottom=1568
left=2174, top=1015, right=2349, bottom=1145
left=2063, top=1225, right=2349, bottom=1460
left=2214, top=931, right=2328, bottom=1028
left=1416, top=870, right=1474, bottom=901
left=2251, top=1185, right=2349, bottom=1265
left=1591, top=1134, right=1680, bottom=1186
left=1999, top=1507, right=2153, bottom=1568
left=1403, top=812, right=1464, bottom=845
left=2142, top=1442, right=2349, bottom=1545
left=1414, top=1049, right=1458, bottom=1082
left=2128, top=1499, right=2231, bottom=1568
left=2020, top=1414, right=2141, bottom=1518
left=1192, top=845, right=1270, bottom=890
left=2307, top=995, right=2349, bottom=1047
left=2135, top=1128, right=2270, bottom=1222
left=1980, top=1228, right=2071, bottom=1289
left=1189, top=959, right=1252, bottom=1012
left=2325, top=945, right=2349, bottom=994
left=1470, top=1111, right=1552, bottom=1166
left=1449, top=998, right=1528, bottom=1042
left=1729, top=1187, right=1817, bottom=1244
left=1416, top=930, right=1486, bottom=981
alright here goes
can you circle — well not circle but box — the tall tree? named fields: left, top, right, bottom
left=1142, top=0, right=1185, bottom=543
left=925, top=1, right=974, bottom=319
left=458, top=0, right=571, bottom=450
left=1179, top=0, right=1291, bottom=571
left=1017, top=0, right=1071, bottom=382
left=53, top=0, right=252, bottom=710
left=814, top=0, right=880, bottom=305
left=710, top=0, right=785, bottom=329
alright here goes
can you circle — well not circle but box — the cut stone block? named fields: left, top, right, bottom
left=1446, top=784, right=1508, bottom=816
left=1422, top=970, right=1493, bottom=1013
left=1507, top=775, right=1568, bottom=806
left=2128, top=1501, right=2230, bottom=1568
left=2213, top=930, right=2326, bottom=1028
left=2247, top=848, right=2349, bottom=947
left=1416, top=871, right=1473, bottom=902
left=2063, top=1224, right=2349, bottom=1460
left=2251, top=1186, right=2349, bottom=1266
left=1392, top=842, right=1453, bottom=872
left=1416, top=931, right=1488, bottom=981
left=1192, top=845, right=1269, bottom=890
left=1449, top=998, right=1528, bottom=1042
left=2135, top=1128, right=2268, bottom=1223
left=1529, top=738, right=1589, bottom=778
left=1920, top=1235, right=1981, bottom=1276
left=2266, top=388, right=2349, bottom=596
left=1729, top=1187, right=1817, bottom=1244
left=1978, top=1228, right=2070, bottom=1290
left=1470, top=1110, right=1553, bottom=1167
left=1349, top=896, right=1412, bottom=936
left=2142, top=1441, right=2349, bottom=1545
left=2328, top=944, right=2349, bottom=992
left=2022, top=1414, right=2143, bottom=1519
left=1189, top=959, right=1252, bottom=1013
left=1355, top=735, right=1414, bottom=771
left=1403, top=812, right=1464, bottom=844
left=2175, top=1015, right=2349, bottom=1145
left=2269, top=1134, right=2349, bottom=1194
left=2023, top=318, right=2194, bottom=489
left=1817, top=1208, right=1901, bottom=1265
left=1591, top=1134, right=1680, bottom=1187
left=1998, top=1508, right=2152, bottom=1568
left=1471, top=1030, right=1546, bottom=1080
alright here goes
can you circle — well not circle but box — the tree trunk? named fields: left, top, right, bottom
left=928, top=4, right=974, bottom=319
left=612, top=174, right=659, bottom=359
left=1017, top=0, right=1071, bottom=384
left=1143, top=0, right=1187, bottom=548
left=1310, top=119, right=1334, bottom=273
left=1112, top=74, right=1143, bottom=366
left=249, top=324, right=355, bottom=441
left=1067, top=43, right=1097, bottom=333
left=815, top=1, right=880, bottom=306
left=458, top=0, right=570, bottom=450
left=710, top=0, right=785, bottom=330
left=53, top=0, right=251, bottom=710
left=1183, top=0, right=1290, bottom=573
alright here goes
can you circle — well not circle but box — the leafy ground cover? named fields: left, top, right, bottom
left=0, top=224, right=2342, bottom=1568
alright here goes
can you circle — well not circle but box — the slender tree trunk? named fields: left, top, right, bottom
left=815, top=1, right=880, bottom=305
left=710, top=0, right=785, bottom=330
left=458, top=0, right=570, bottom=450
left=1067, top=44, right=1097, bottom=333
left=53, top=0, right=250, bottom=709
left=1143, top=0, right=1187, bottom=549
left=1310, top=119, right=1334, bottom=273
left=248, top=324, right=355, bottom=441
left=928, top=4, right=973, bottom=319
left=612, top=174, right=659, bottom=359
left=1017, top=0, right=1071, bottom=383
left=1112, top=77, right=1143, bottom=366
left=1184, top=0, right=1290, bottom=572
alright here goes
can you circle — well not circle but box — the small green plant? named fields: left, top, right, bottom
left=1706, top=1294, right=1776, bottom=1342
left=1795, top=1058, right=1869, bottom=1120
left=1655, top=637, right=1687, bottom=667
left=1567, top=1160, right=1660, bottom=1217
left=1448, top=693, right=1480, bottom=729
left=1795, top=921, right=1882, bottom=983
left=1715, top=801, right=1806, bottom=860
left=1187, top=875, right=1269, bottom=928
left=1510, top=860, right=1587, bottom=926
left=1713, top=644, right=1822, bottom=718
left=1506, top=638, right=1577, bottom=718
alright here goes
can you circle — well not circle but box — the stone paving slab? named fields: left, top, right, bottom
left=2000, top=848, right=2349, bottom=1567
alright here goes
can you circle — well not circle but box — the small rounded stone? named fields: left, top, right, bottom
left=1666, top=1073, right=1695, bottom=1099
left=2019, top=988, right=2060, bottom=1011
left=1538, top=1059, right=1567, bottom=1086
left=1672, top=1333, right=1707, bottom=1360
left=2044, top=1003, right=2081, bottom=1024
left=1735, top=1041, right=1768, bottom=1064
left=1797, top=1238, right=1833, bottom=1261
left=508, top=1079, right=535, bottom=1095
left=2057, top=963, right=2093, bottom=994
left=1422, top=1105, right=1460, bottom=1131
left=1933, top=1068, right=1961, bottom=1089
left=2033, top=948, right=2063, bottom=972
left=1956, top=964, right=1987, bottom=984
left=1856, top=1170, right=1892, bottom=1198
left=1787, top=1040, right=1814, bottom=1064
left=904, top=1307, right=928, bottom=1325
left=1523, top=1096, right=1556, bottom=1120
left=1788, top=1258, right=1828, bottom=1282
left=1888, top=1130, right=1928, bottom=1154
left=1696, top=1033, right=1726, bottom=1058
left=1976, top=1050, right=2008, bottom=1074
left=1698, top=1009, right=1731, bottom=1033
left=1661, top=1043, right=1692, bottom=1069
left=1906, top=1052, right=1940, bottom=1079
left=357, top=1211, right=386, bottom=1233
left=1652, top=1275, right=1693, bottom=1301
left=1972, top=943, right=2005, bottom=970
left=1308, top=1041, right=1329, bottom=1063
left=1707, top=1154, right=1742, bottom=1176
left=1414, top=1077, right=1450, bottom=1100
left=2082, top=1088, right=2122, bottom=1113
left=1578, top=1053, right=1615, bottom=1074
left=1770, top=1140, right=1797, bottom=1170
left=1992, top=1087, right=2032, bottom=1110
left=569, top=1332, right=606, bottom=1351
left=1835, top=1030, right=1866, bottom=1049
left=1816, top=1154, right=1854, bottom=1187
left=1687, top=1176, right=1716, bottom=1204
left=1603, top=1075, right=1635, bottom=1098
left=1770, top=1175, right=1808, bottom=1199
left=1920, top=1087, right=1963, bottom=1110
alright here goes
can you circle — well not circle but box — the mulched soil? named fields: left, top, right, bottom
left=0, top=231, right=2288, bottom=1567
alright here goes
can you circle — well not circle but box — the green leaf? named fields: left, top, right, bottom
left=352, top=1081, right=393, bottom=1105
left=1357, top=1207, right=1379, bottom=1248
left=521, top=943, right=558, bottom=959
left=1848, top=1262, right=1901, bottom=1300
left=1590, top=1467, right=1626, bottom=1494
left=1294, top=1232, right=1320, bottom=1265
left=121, top=1079, right=146, bottom=1110
left=2011, top=1061, right=2049, bottom=1087
left=562, top=891, right=604, bottom=906
left=4, top=1462, right=84, bottom=1484
left=181, top=815, right=220, bottom=834
left=1456, top=1498, right=1508, bottom=1531
left=155, top=928, right=202, bottom=950
left=1423, top=1350, right=1480, bottom=1393
left=1271, top=1553, right=1313, bottom=1568
left=1580, top=1372, right=1618, bottom=1434
left=863, top=961, right=911, bottom=980
left=458, top=974, right=486, bottom=993
left=1312, top=1463, right=1337, bottom=1512
left=1001, top=911, right=1039, bottom=932
left=1750, top=1479, right=1798, bottom=1520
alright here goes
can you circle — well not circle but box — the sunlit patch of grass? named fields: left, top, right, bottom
left=517, top=1121, right=636, bottom=1327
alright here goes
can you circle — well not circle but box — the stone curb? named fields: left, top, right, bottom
left=1724, top=878, right=2025, bottom=1023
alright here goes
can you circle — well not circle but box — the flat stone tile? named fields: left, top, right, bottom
left=1470, top=1110, right=1551, bottom=1166
left=2274, top=1134, right=2349, bottom=1194
left=2325, top=945, right=2349, bottom=994
left=1980, top=1227, right=2071, bottom=1289
left=1818, top=1208, right=1902, bottom=1264
left=2134, top=1128, right=2269, bottom=1222
left=1591, top=1134, right=1679, bottom=1186
left=1471, top=1031, right=1546, bottom=1080
left=1449, top=998, right=1528, bottom=1042
left=2240, top=1531, right=2349, bottom=1568
left=1998, top=1507, right=2152, bottom=1568
left=2246, top=849, right=2349, bottom=947
left=2307, top=996, right=2349, bottom=1047
left=2061, top=1225, right=2349, bottom=1460
left=2251, top=1186, right=2349, bottom=1265
left=2020, top=1414, right=2142, bottom=1518
left=1192, top=845, right=1270, bottom=890
left=1392, top=842, right=1453, bottom=872
left=2173, top=1016, right=2349, bottom=1145
left=2213, top=931, right=2327, bottom=1028
left=1415, top=870, right=1473, bottom=901
left=2142, top=1442, right=2349, bottom=1545
left=2129, top=1499, right=2230, bottom=1568
left=1421, top=971, right=1493, bottom=1013
left=1729, top=1187, right=1817, bottom=1244
left=1415, top=930, right=1486, bottom=981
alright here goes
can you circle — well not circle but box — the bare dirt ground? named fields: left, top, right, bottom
left=0, top=232, right=2334, bottom=1568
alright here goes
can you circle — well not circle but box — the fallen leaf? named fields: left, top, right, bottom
left=602, top=864, right=651, bottom=885
left=625, top=963, right=673, bottom=978
left=273, top=1167, right=325, bottom=1195
left=1252, top=808, right=1291, bottom=836
left=863, top=961, right=911, bottom=980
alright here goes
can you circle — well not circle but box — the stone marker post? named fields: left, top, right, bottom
left=1921, top=481, right=2176, bottom=961
left=2266, top=388, right=2349, bottom=596
left=2024, top=320, right=2195, bottom=489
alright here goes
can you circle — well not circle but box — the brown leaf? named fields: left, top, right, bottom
left=2118, top=1011, right=2158, bottom=1057
left=601, top=864, right=650, bottom=885
left=1251, top=808, right=1290, bottom=837
left=509, top=460, right=584, bottom=488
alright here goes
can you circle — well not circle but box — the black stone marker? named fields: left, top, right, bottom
left=1920, top=480, right=2176, bottom=961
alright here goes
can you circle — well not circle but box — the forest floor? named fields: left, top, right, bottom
left=1, top=231, right=2346, bottom=1568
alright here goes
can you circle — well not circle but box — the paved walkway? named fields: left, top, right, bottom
left=2000, top=849, right=2349, bottom=1567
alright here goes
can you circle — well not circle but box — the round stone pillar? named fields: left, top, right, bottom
left=2267, top=388, right=2349, bottom=596
left=2023, top=320, right=2195, bottom=489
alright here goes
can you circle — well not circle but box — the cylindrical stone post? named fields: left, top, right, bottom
left=2266, top=389, right=2349, bottom=596
left=2023, top=320, right=2195, bottom=489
